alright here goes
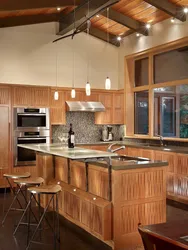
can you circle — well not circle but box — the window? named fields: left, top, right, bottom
left=154, top=84, right=188, bottom=138
left=134, top=57, right=149, bottom=87
left=134, top=91, right=149, bottom=134
left=154, top=46, right=188, bottom=84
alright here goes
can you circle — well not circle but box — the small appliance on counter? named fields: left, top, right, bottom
left=101, top=125, right=114, bottom=141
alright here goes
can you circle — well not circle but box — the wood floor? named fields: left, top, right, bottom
left=0, top=193, right=187, bottom=250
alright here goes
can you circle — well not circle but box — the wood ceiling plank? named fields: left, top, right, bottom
left=144, top=0, right=186, bottom=21
left=141, top=9, right=169, bottom=23
left=0, top=0, right=82, bottom=11
left=0, top=13, right=61, bottom=28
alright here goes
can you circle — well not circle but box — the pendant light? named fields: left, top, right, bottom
left=85, top=3, right=91, bottom=96
left=105, top=8, right=111, bottom=90
left=71, top=0, right=76, bottom=99
left=54, top=43, right=59, bottom=100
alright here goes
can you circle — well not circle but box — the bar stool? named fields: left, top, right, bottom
left=2, top=172, right=31, bottom=225
left=13, top=177, right=44, bottom=235
left=15, top=184, right=62, bottom=250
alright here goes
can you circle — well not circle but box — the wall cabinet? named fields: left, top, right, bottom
left=13, top=86, right=50, bottom=107
left=65, top=90, right=84, bottom=101
left=95, top=93, right=113, bottom=124
left=95, top=92, right=124, bottom=125
left=0, top=86, right=11, bottom=105
left=50, top=90, right=66, bottom=125
left=113, top=92, right=124, bottom=124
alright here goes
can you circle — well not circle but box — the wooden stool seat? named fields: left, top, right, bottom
left=3, top=172, right=31, bottom=179
left=14, top=177, right=44, bottom=186
left=28, top=184, right=62, bottom=194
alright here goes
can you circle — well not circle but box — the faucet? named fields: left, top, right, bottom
left=107, top=143, right=125, bottom=153
left=156, top=134, right=164, bottom=146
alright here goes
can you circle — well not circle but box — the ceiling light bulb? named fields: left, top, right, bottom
left=171, top=18, right=175, bottom=23
left=136, top=33, right=140, bottom=37
left=57, top=7, right=61, bottom=11
left=54, top=91, right=59, bottom=100
left=96, top=14, right=100, bottom=18
left=71, top=89, right=76, bottom=98
left=146, top=23, right=151, bottom=29
left=105, top=77, right=111, bottom=90
left=183, top=7, right=188, bottom=13
left=117, top=36, right=122, bottom=41
left=86, top=82, right=91, bottom=96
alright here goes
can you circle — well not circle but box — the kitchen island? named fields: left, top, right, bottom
left=18, top=143, right=168, bottom=250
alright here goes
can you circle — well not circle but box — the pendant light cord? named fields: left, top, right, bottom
left=107, top=7, right=109, bottom=77
left=56, top=42, right=58, bottom=90
left=87, top=1, right=90, bottom=83
left=72, top=0, right=76, bottom=89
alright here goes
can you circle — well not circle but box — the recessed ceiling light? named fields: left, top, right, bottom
left=136, top=33, right=140, bottom=37
left=117, top=36, right=122, bottom=41
left=183, top=7, right=188, bottom=13
left=57, top=7, right=61, bottom=11
left=171, top=17, right=175, bottom=23
left=146, top=23, right=151, bottom=29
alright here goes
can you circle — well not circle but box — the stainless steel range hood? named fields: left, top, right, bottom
left=66, top=101, right=105, bottom=112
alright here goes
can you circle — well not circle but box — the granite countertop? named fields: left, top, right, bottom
left=77, top=141, right=188, bottom=154
left=18, top=143, right=168, bottom=170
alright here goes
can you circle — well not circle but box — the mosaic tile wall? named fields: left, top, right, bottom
left=52, top=112, right=124, bottom=143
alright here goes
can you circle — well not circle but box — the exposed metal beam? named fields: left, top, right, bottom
left=86, top=26, right=120, bottom=47
left=58, top=0, right=119, bottom=36
left=102, top=9, right=148, bottom=36
left=0, top=0, right=82, bottom=11
left=0, top=13, right=60, bottom=28
left=144, top=0, right=186, bottom=22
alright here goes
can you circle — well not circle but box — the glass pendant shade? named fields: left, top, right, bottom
left=86, top=82, right=91, bottom=96
left=105, top=77, right=111, bottom=90
left=54, top=91, right=59, bottom=100
left=71, top=89, right=76, bottom=98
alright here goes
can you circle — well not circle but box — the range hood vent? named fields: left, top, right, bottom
left=66, top=101, right=105, bottom=112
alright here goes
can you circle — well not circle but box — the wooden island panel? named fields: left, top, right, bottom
left=70, top=160, right=86, bottom=191
left=55, top=156, right=68, bottom=183
left=112, top=166, right=166, bottom=250
left=58, top=181, right=112, bottom=241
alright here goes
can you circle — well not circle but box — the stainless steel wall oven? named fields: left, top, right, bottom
left=14, top=108, right=50, bottom=130
left=14, top=130, right=50, bottom=166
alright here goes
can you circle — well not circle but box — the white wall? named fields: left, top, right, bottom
left=119, top=18, right=188, bottom=89
left=0, top=22, right=119, bottom=89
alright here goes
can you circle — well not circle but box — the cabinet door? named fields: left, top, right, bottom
left=84, top=92, right=99, bottom=102
left=13, top=86, right=33, bottom=106
left=0, top=86, right=11, bottom=105
left=65, top=90, right=84, bottom=101
left=113, top=93, right=124, bottom=124
left=63, top=190, right=80, bottom=221
left=13, top=86, right=50, bottom=107
left=0, top=107, right=9, bottom=169
left=95, top=93, right=113, bottom=124
left=32, top=87, right=50, bottom=107
left=50, top=90, right=66, bottom=125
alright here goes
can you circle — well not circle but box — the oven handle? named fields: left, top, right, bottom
left=17, top=113, right=46, bottom=116
left=18, top=137, right=46, bottom=141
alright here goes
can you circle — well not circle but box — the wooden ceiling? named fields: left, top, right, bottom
left=0, top=0, right=188, bottom=46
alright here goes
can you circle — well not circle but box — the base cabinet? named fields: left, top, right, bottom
left=60, top=182, right=112, bottom=241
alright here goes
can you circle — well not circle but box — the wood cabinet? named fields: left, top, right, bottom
left=13, top=86, right=50, bottom=107
left=0, top=106, right=10, bottom=169
left=70, top=160, right=86, bottom=191
left=65, top=90, right=84, bottom=101
left=60, top=182, right=112, bottom=241
left=95, top=92, right=124, bottom=125
left=84, top=92, right=99, bottom=101
left=95, top=92, right=113, bottom=124
left=113, top=92, right=124, bottom=124
left=0, top=86, right=11, bottom=105
left=50, top=90, right=66, bottom=125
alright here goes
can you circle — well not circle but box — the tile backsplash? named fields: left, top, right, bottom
left=52, top=112, right=124, bottom=143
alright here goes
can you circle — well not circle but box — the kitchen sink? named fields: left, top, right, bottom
left=111, top=155, right=147, bottom=162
